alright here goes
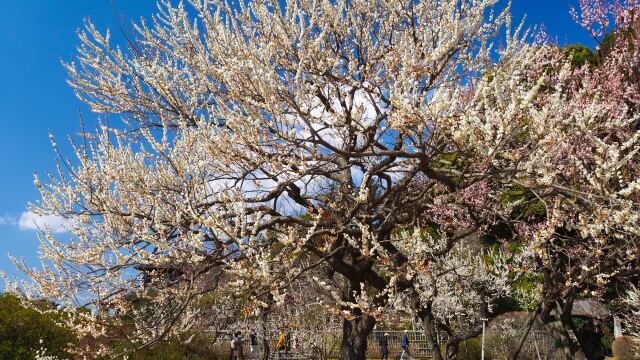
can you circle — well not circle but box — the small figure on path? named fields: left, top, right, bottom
left=400, top=330, right=414, bottom=360
left=232, top=331, right=245, bottom=360
left=230, top=332, right=238, bottom=360
left=378, top=332, right=389, bottom=360
left=285, top=323, right=293, bottom=354
left=293, top=332, right=301, bottom=352
left=276, top=326, right=287, bottom=358
left=249, top=328, right=259, bottom=360
left=310, top=341, right=323, bottom=360
left=228, top=333, right=234, bottom=360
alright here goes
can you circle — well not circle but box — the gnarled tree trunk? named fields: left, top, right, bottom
left=260, top=298, right=272, bottom=360
left=338, top=314, right=376, bottom=360
left=418, top=304, right=444, bottom=360
left=445, top=341, right=459, bottom=360
left=546, top=299, right=579, bottom=360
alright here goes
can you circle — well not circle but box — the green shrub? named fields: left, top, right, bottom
left=127, top=342, right=205, bottom=360
left=0, top=293, right=76, bottom=360
left=457, top=338, right=482, bottom=360
left=110, top=335, right=222, bottom=360
left=564, top=44, right=595, bottom=68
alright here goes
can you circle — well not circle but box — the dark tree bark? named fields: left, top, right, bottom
left=260, top=299, right=272, bottom=360
left=419, top=301, right=491, bottom=360
left=548, top=316, right=574, bottom=359
left=445, top=320, right=489, bottom=359
left=338, top=314, right=376, bottom=360
left=546, top=299, right=578, bottom=360
left=325, top=232, right=387, bottom=360
left=418, top=304, right=444, bottom=360
left=445, top=342, right=459, bottom=360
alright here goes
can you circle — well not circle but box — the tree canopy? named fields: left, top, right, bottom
left=7, top=0, right=640, bottom=359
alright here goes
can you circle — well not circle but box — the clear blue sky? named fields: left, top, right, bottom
left=0, top=0, right=594, bottom=280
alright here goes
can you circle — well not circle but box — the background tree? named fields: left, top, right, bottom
left=0, top=293, right=76, bottom=360
left=505, top=2, right=640, bottom=358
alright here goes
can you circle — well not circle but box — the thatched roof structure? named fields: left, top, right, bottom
left=571, top=299, right=611, bottom=320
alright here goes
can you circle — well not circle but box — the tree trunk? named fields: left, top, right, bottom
left=445, top=341, right=459, bottom=360
left=260, top=302, right=271, bottom=360
left=547, top=302, right=579, bottom=360
left=510, top=304, right=542, bottom=360
left=418, top=304, right=444, bottom=360
left=548, top=315, right=573, bottom=360
left=338, top=314, right=376, bottom=360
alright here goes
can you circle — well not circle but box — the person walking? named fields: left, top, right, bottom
left=378, top=332, right=389, bottom=360
left=232, top=331, right=244, bottom=360
left=230, top=332, right=239, bottom=360
left=400, top=330, right=414, bottom=360
left=294, top=333, right=301, bottom=352
left=276, top=326, right=286, bottom=359
left=248, top=328, right=260, bottom=360
left=285, top=323, right=293, bottom=354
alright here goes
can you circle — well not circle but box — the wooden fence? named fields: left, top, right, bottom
left=210, top=328, right=561, bottom=359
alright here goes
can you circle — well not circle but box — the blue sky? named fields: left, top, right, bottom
left=0, top=0, right=595, bottom=280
